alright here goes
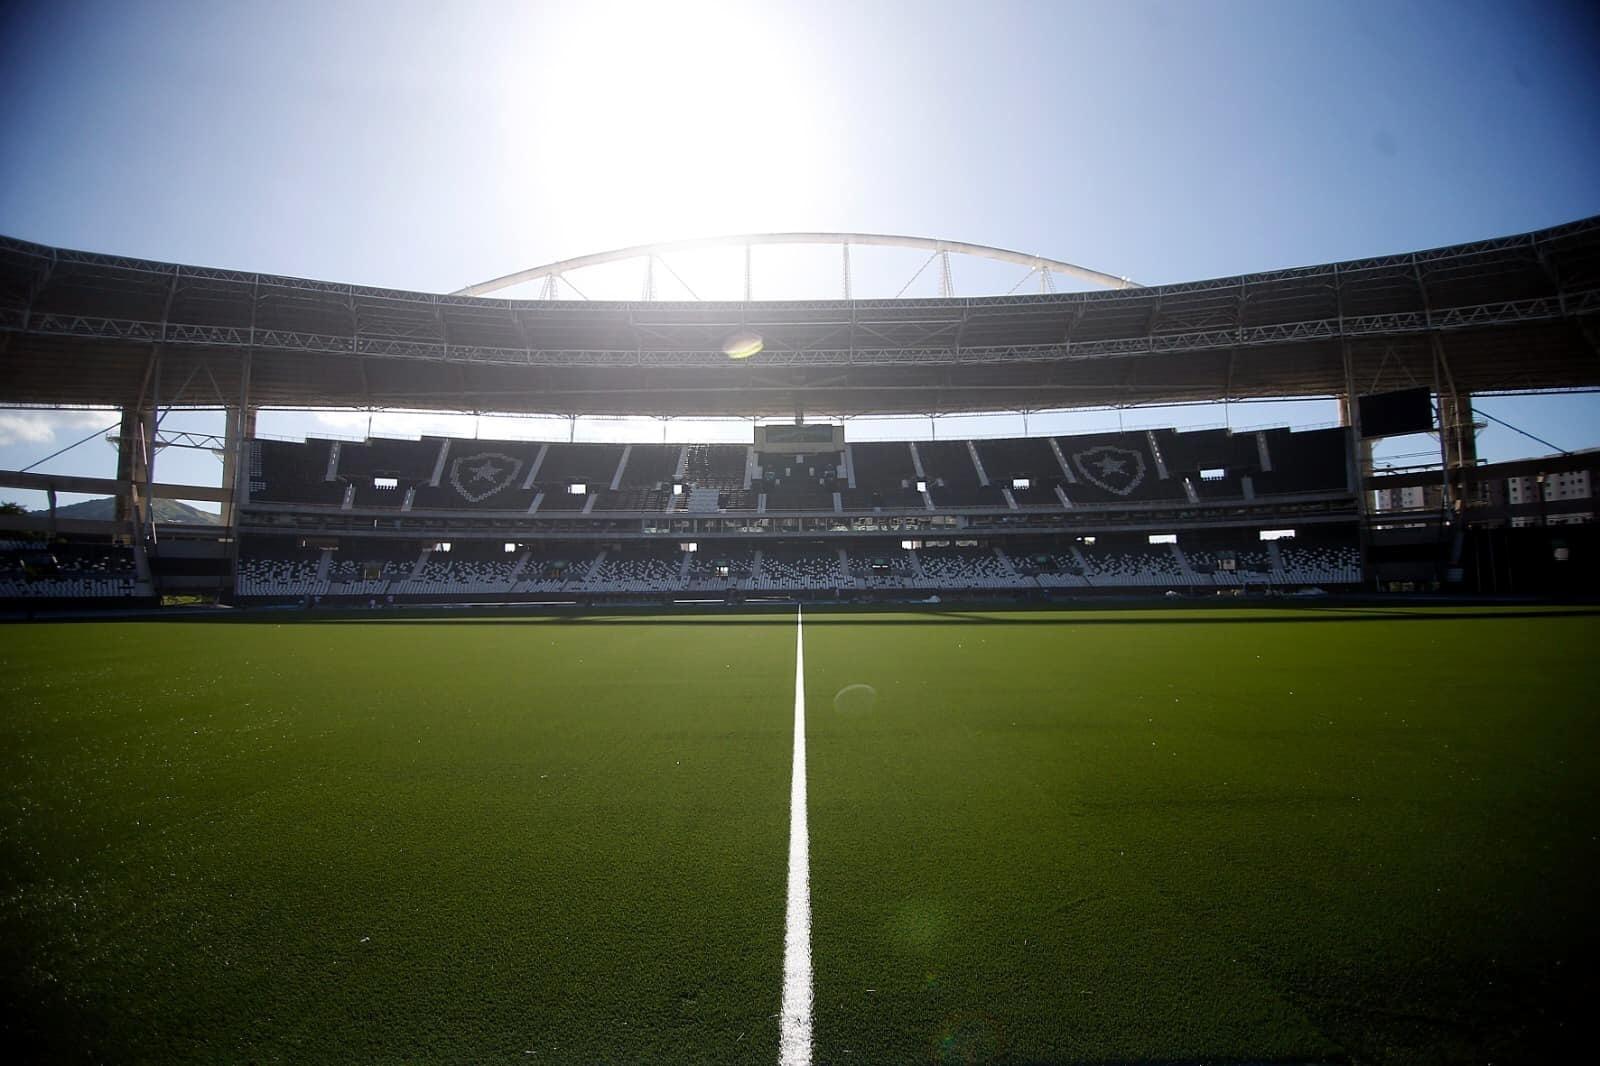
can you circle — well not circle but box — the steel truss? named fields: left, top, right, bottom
left=1, top=292, right=1589, bottom=368
left=1, top=215, right=1596, bottom=416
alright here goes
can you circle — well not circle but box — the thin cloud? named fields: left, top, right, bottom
left=0, top=410, right=116, bottom=448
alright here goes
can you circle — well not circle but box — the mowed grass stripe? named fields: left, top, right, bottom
left=804, top=607, right=1599, bottom=1065
left=0, top=618, right=795, bottom=1063
left=780, top=607, right=814, bottom=1066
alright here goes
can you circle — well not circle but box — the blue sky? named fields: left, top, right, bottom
left=2, top=0, right=1597, bottom=509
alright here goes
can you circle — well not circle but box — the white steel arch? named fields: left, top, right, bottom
left=454, top=232, right=1140, bottom=299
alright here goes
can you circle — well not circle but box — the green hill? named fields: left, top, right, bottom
left=44, top=496, right=221, bottom=525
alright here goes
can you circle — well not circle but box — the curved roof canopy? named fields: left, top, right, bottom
left=454, top=232, right=1140, bottom=298
left=0, top=217, right=1596, bottom=418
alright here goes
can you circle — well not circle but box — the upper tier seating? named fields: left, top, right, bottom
left=593, top=487, right=673, bottom=512
left=250, top=439, right=346, bottom=505
left=918, top=441, right=1006, bottom=508
left=241, top=426, right=1353, bottom=513
left=1053, top=432, right=1188, bottom=505
left=616, top=444, right=680, bottom=488
left=410, top=440, right=544, bottom=511
left=534, top=443, right=626, bottom=501
left=1152, top=428, right=1260, bottom=480
left=1253, top=428, right=1349, bottom=495
left=683, top=444, right=747, bottom=489
left=974, top=437, right=1062, bottom=507
left=336, top=437, right=439, bottom=483
left=841, top=442, right=924, bottom=510
left=761, top=452, right=843, bottom=512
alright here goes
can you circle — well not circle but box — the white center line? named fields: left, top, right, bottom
left=779, top=606, right=813, bottom=1065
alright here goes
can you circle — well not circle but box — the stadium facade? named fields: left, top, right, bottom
left=2, top=217, right=1597, bottom=606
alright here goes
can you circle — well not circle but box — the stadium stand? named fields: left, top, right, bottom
left=236, top=555, right=325, bottom=599
left=585, top=543, right=685, bottom=593
left=760, top=452, right=843, bottom=512
left=840, top=442, right=924, bottom=511
left=228, top=528, right=1363, bottom=600
left=533, top=443, right=625, bottom=513
left=1077, top=541, right=1188, bottom=587
left=237, top=426, right=1353, bottom=515
left=1054, top=431, right=1189, bottom=505
left=594, top=444, right=679, bottom=512
left=1253, top=427, right=1349, bottom=495
left=917, top=441, right=1006, bottom=508
left=973, top=436, right=1063, bottom=508
left=249, top=438, right=346, bottom=505
left=0, top=541, right=140, bottom=599
left=682, top=445, right=747, bottom=490
left=847, top=546, right=918, bottom=589
left=408, top=440, right=544, bottom=511
left=915, top=544, right=1031, bottom=588
left=754, top=543, right=845, bottom=591
left=686, top=545, right=755, bottom=591
left=2, top=422, right=1359, bottom=605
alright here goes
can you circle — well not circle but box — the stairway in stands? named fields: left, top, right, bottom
left=1070, top=545, right=1093, bottom=585
left=407, top=549, right=432, bottom=580
left=1265, top=539, right=1285, bottom=580
left=1168, top=543, right=1199, bottom=585
left=508, top=551, right=531, bottom=583
left=907, top=549, right=925, bottom=581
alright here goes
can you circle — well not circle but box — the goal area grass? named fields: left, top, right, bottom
left=2, top=605, right=1595, bottom=1063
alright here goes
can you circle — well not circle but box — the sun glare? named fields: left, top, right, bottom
left=512, top=4, right=834, bottom=245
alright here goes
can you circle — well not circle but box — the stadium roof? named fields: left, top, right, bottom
left=1, top=217, right=1597, bottom=418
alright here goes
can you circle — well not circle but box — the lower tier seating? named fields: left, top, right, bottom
left=226, top=531, right=1364, bottom=599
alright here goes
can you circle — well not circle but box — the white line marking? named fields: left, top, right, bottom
left=779, top=606, right=813, bottom=1065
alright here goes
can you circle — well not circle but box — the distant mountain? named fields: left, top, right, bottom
left=43, top=497, right=222, bottom=525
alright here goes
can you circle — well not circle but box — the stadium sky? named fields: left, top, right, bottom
left=1, top=0, right=1597, bottom=510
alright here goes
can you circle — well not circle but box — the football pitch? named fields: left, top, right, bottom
left=2, top=605, right=1595, bottom=1064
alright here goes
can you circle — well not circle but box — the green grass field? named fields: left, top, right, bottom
left=2, top=606, right=1596, bottom=1064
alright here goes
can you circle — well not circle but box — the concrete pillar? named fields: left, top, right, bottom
left=1438, top=391, right=1477, bottom=519
left=220, top=405, right=258, bottom=529
left=115, top=406, right=156, bottom=530
left=115, top=405, right=156, bottom=582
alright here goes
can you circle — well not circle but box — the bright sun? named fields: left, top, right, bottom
left=511, top=3, right=834, bottom=244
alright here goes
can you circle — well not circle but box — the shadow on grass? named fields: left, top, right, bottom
left=21, top=603, right=1597, bottom=628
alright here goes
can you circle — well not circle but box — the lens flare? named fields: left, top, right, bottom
left=931, top=1012, right=1005, bottom=1065
left=722, top=330, right=764, bottom=360
left=833, top=683, right=878, bottom=713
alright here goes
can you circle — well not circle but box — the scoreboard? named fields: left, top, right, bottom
left=755, top=424, right=844, bottom=453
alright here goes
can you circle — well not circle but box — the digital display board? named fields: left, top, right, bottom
left=762, top=424, right=838, bottom=446
left=755, top=424, right=844, bottom=452
left=1358, top=387, right=1434, bottom=439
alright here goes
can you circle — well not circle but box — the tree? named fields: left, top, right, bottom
left=0, top=500, right=45, bottom=542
